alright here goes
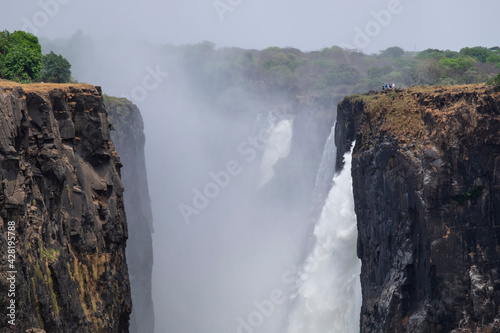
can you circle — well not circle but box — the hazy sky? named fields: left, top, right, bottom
left=1, top=0, right=499, bottom=53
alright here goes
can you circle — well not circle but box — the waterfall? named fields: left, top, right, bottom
left=313, top=124, right=337, bottom=194
left=286, top=147, right=362, bottom=333
left=258, top=118, right=293, bottom=187
left=311, top=124, right=337, bottom=218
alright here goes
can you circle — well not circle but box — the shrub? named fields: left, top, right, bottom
left=486, top=72, right=500, bottom=90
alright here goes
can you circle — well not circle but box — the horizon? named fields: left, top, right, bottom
left=2, top=0, right=499, bottom=54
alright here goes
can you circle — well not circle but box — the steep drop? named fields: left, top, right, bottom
left=105, top=96, right=155, bottom=333
left=286, top=148, right=361, bottom=333
left=0, top=83, right=131, bottom=333
left=336, top=84, right=500, bottom=332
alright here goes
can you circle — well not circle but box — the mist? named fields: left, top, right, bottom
left=2, top=0, right=500, bottom=53
left=2, top=1, right=499, bottom=332
left=36, top=36, right=338, bottom=332
left=30, top=35, right=327, bottom=332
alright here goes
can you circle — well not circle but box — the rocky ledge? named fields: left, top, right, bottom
left=0, top=83, right=131, bottom=332
left=336, top=84, right=500, bottom=332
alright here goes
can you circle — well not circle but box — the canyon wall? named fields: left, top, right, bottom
left=336, top=85, right=500, bottom=332
left=0, top=83, right=131, bottom=332
left=105, top=96, right=155, bottom=333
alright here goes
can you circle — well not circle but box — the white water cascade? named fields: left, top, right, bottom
left=259, top=118, right=294, bottom=187
left=286, top=148, right=362, bottom=333
left=311, top=124, right=337, bottom=215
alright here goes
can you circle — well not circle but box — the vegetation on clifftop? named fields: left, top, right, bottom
left=487, top=72, right=500, bottom=90
left=0, top=30, right=42, bottom=82
left=0, top=30, right=72, bottom=83
left=39, top=33, right=500, bottom=102
left=344, top=84, right=500, bottom=146
left=350, top=90, right=424, bottom=141
left=168, top=43, right=500, bottom=100
left=41, top=51, right=72, bottom=83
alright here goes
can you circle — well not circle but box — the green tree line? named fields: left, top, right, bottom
left=3, top=30, right=499, bottom=94
left=0, top=30, right=72, bottom=83
left=172, top=43, right=500, bottom=100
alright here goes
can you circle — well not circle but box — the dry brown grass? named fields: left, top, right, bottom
left=350, top=83, right=499, bottom=145
left=0, top=80, right=97, bottom=95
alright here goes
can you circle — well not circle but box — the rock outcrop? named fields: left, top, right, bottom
left=336, top=84, right=500, bottom=332
left=0, top=83, right=131, bottom=332
left=105, top=96, right=155, bottom=333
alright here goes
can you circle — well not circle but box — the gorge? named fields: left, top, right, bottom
left=1, top=41, right=500, bottom=333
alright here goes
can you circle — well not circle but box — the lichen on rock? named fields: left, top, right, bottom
left=0, top=83, right=131, bottom=333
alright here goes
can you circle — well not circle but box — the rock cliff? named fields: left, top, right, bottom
left=336, top=84, right=500, bottom=332
left=0, top=82, right=131, bottom=332
left=104, top=96, right=155, bottom=333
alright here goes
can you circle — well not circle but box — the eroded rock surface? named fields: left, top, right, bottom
left=0, top=83, right=131, bottom=332
left=336, top=85, right=500, bottom=332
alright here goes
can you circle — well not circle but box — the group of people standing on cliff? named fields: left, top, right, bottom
left=382, top=83, right=396, bottom=90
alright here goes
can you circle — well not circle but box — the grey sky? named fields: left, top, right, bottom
left=1, top=0, right=499, bottom=53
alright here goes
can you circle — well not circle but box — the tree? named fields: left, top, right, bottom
left=460, top=47, right=491, bottom=63
left=325, top=63, right=361, bottom=86
left=368, top=65, right=393, bottom=79
left=417, top=49, right=445, bottom=59
left=264, top=52, right=301, bottom=71
left=1, top=31, right=43, bottom=82
left=41, top=51, right=72, bottom=83
left=381, top=46, right=405, bottom=58
left=440, top=57, right=474, bottom=71
left=486, top=53, right=500, bottom=64
left=0, top=30, right=9, bottom=55
left=417, top=48, right=459, bottom=59
left=0, top=31, right=9, bottom=78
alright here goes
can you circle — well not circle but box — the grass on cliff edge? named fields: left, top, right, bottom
left=346, top=84, right=493, bottom=143
left=103, top=94, right=130, bottom=106
left=102, top=94, right=135, bottom=123
left=348, top=88, right=424, bottom=142
left=0, top=80, right=95, bottom=94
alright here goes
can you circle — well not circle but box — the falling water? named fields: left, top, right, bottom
left=286, top=147, right=361, bottom=333
left=311, top=124, right=337, bottom=218
left=259, top=118, right=293, bottom=187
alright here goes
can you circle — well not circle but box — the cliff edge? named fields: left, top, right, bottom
left=104, top=95, right=155, bottom=333
left=336, top=84, right=500, bottom=332
left=0, top=83, right=131, bottom=332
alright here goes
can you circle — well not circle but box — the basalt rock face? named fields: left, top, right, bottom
left=105, top=96, right=155, bottom=333
left=0, top=83, right=131, bottom=332
left=336, top=85, right=500, bottom=332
